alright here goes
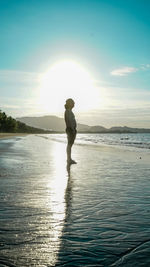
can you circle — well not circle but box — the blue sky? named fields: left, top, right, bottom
left=0, top=0, right=150, bottom=127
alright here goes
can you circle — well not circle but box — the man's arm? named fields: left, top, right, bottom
left=65, top=110, right=76, bottom=131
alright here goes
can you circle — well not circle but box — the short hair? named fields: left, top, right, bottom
left=65, top=98, right=74, bottom=109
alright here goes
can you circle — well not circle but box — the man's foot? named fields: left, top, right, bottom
left=67, top=159, right=77, bottom=165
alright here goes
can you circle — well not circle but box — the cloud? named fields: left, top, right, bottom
left=78, top=106, right=150, bottom=128
left=0, top=96, right=41, bottom=117
left=0, top=69, right=41, bottom=84
left=0, top=104, right=20, bottom=109
left=111, top=67, right=138, bottom=76
left=140, top=64, right=150, bottom=70
left=111, top=64, right=150, bottom=75
left=0, top=70, right=42, bottom=100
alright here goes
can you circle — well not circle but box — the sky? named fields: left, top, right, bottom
left=0, top=0, right=150, bottom=128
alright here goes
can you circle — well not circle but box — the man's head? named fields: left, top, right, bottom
left=65, top=98, right=75, bottom=109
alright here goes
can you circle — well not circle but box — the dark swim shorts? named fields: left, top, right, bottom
left=66, top=128, right=76, bottom=145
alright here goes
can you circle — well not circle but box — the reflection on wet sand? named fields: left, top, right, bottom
left=0, top=136, right=75, bottom=267
left=47, top=142, right=73, bottom=265
left=2, top=136, right=150, bottom=266
left=65, top=164, right=73, bottom=223
left=54, top=162, right=74, bottom=266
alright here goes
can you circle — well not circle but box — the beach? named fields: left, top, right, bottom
left=0, top=134, right=150, bottom=266
left=0, top=133, right=27, bottom=139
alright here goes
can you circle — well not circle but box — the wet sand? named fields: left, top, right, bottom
left=0, top=135, right=150, bottom=266
left=0, top=133, right=27, bottom=139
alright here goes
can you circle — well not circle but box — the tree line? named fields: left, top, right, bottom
left=0, top=110, right=51, bottom=133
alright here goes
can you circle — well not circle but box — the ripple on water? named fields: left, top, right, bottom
left=0, top=135, right=150, bottom=266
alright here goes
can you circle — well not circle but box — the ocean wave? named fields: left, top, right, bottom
left=37, top=133, right=150, bottom=151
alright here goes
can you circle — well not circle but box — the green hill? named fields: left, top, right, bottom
left=0, top=110, right=51, bottom=134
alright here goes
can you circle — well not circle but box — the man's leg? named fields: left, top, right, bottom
left=67, top=143, right=71, bottom=162
left=67, top=132, right=77, bottom=164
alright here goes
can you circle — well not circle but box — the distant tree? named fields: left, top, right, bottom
left=0, top=109, right=51, bottom=134
left=0, top=111, right=7, bottom=132
left=5, top=116, right=17, bottom=132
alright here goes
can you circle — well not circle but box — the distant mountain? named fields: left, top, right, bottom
left=17, top=115, right=150, bottom=133
left=17, top=115, right=91, bottom=132
left=89, top=125, right=107, bottom=132
left=91, top=126, right=150, bottom=133
left=17, top=116, right=65, bottom=131
left=109, top=126, right=150, bottom=133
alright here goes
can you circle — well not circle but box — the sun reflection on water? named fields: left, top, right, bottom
left=46, top=142, right=70, bottom=265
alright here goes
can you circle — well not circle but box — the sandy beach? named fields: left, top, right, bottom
left=0, top=134, right=150, bottom=266
left=0, top=133, right=27, bottom=139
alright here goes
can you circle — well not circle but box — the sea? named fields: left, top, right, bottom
left=41, top=132, right=150, bottom=152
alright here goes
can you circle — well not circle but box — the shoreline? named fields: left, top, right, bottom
left=0, top=133, right=28, bottom=139
left=0, top=133, right=149, bottom=163
left=37, top=134, right=150, bottom=164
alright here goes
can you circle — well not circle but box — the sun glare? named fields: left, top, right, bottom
left=38, top=60, right=101, bottom=113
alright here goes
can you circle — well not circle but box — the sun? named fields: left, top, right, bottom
left=38, top=60, right=100, bottom=114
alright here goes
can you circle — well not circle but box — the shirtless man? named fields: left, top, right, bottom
left=64, top=98, right=77, bottom=164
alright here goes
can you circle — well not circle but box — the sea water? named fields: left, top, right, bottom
left=43, top=133, right=150, bottom=151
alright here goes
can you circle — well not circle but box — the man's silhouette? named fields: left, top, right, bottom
left=64, top=98, right=77, bottom=164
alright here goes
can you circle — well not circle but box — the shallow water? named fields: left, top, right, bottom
left=42, top=133, right=150, bottom=151
left=0, top=135, right=150, bottom=266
